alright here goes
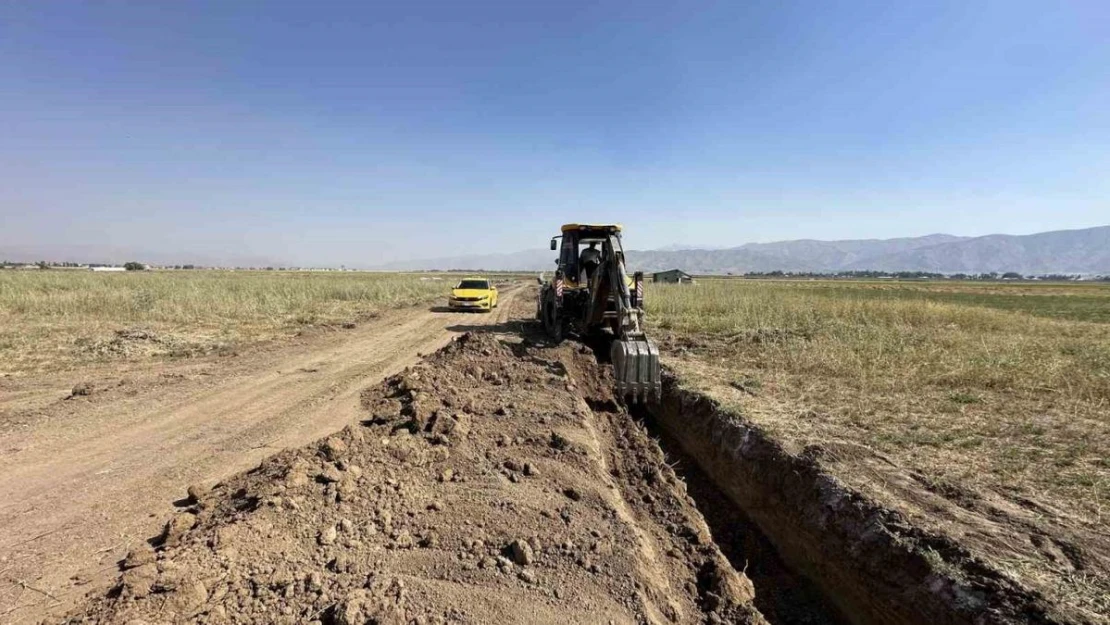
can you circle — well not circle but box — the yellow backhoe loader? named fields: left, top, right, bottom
left=537, top=224, right=660, bottom=403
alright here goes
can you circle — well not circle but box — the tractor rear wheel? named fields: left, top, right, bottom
left=541, top=293, right=564, bottom=344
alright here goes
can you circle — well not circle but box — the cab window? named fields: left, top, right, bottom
left=560, top=236, right=578, bottom=277
left=456, top=280, right=489, bottom=290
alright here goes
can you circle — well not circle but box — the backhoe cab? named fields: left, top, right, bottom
left=537, top=224, right=660, bottom=403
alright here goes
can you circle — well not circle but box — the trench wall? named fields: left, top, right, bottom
left=648, top=373, right=1060, bottom=625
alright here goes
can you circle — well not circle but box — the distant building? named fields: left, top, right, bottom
left=652, top=269, right=695, bottom=284
left=91, top=266, right=126, bottom=272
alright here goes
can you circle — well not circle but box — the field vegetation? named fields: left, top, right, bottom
left=0, top=270, right=448, bottom=374
left=647, top=278, right=1110, bottom=525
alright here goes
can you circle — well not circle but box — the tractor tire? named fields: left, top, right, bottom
left=541, top=295, right=564, bottom=344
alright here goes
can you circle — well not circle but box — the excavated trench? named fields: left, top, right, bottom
left=624, top=391, right=869, bottom=625
left=624, top=374, right=1063, bottom=625
left=575, top=326, right=1059, bottom=625
left=628, top=407, right=847, bottom=625
left=571, top=337, right=846, bottom=625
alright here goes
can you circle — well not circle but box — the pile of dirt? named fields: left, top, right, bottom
left=64, top=332, right=766, bottom=624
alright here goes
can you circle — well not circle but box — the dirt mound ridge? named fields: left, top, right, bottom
left=64, top=332, right=765, bottom=624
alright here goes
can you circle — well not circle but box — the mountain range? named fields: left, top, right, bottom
left=5, top=226, right=1108, bottom=274
left=0, top=243, right=285, bottom=269
left=377, top=226, right=1110, bottom=275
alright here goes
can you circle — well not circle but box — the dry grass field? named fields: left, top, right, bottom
left=648, top=278, right=1110, bottom=524
left=0, top=270, right=450, bottom=375
left=648, top=278, right=1110, bottom=617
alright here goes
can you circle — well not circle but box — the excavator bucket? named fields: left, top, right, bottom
left=610, top=337, right=661, bottom=403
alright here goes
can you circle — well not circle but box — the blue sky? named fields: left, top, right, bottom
left=1, top=1, right=1108, bottom=266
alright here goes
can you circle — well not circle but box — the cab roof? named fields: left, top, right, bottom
left=560, top=223, right=622, bottom=233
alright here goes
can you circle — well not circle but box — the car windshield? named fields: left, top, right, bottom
left=456, top=280, right=489, bottom=290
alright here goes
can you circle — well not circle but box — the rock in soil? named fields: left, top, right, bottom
left=509, top=538, right=535, bottom=565
left=185, top=483, right=207, bottom=505
left=68, top=382, right=94, bottom=398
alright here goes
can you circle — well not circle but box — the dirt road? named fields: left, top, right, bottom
left=0, top=287, right=521, bottom=623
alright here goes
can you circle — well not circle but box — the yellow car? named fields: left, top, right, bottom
left=448, top=277, right=498, bottom=312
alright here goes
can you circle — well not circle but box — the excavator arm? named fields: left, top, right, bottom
left=590, top=235, right=661, bottom=403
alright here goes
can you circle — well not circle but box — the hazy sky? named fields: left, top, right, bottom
left=2, top=1, right=1108, bottom=266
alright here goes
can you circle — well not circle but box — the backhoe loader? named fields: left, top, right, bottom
left=537, top=224, right=660, bottom=403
